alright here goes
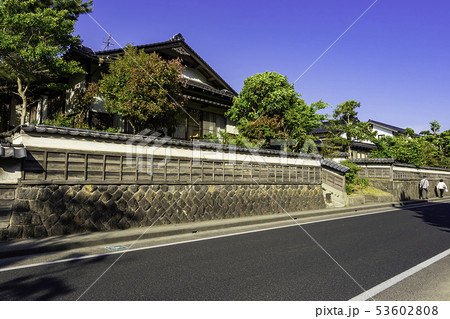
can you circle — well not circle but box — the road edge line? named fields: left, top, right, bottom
left=349, top=248, right=450, bottom=301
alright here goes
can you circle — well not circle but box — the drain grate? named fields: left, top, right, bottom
left=105, top=245, right=127, bottom=251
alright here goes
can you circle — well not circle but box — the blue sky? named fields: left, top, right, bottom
left=75, top=0, right=450, bottom=133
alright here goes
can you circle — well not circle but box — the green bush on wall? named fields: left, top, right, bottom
left=341, top=160, right=370, bottom=195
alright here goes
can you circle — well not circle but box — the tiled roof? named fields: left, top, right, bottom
left=320, top=158, right=350, bottom=173
left=351, top=142, right=376, bottom=149
left=394, top=162, right=450, bottom=172
left=186, top=80, right=235, bottom=98
left=368, top=120, right=406, bottom=133
left=352, top=158, right=396, bottom=164
left=0, top=145, right=26, bottom=158
left=310, top=122, right=330, bottom=134
left=20, top=125, right=324, bottom=160
left=70, top=45, right=98, bottom=61
left=352, top=158, right=450, bottom=172
left=95, top=33, right=237, bottom=96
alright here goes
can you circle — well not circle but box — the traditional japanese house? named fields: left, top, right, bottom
left=1, top=33, right=238, bottom=139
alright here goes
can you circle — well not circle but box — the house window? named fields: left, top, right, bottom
left=202, top=111, right=226, bottom=137
left=378, top=134, right=385, bottom=139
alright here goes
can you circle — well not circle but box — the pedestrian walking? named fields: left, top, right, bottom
left=436, top=179, right=448, bottom=198
left=419, top=176, right=429, bottom=199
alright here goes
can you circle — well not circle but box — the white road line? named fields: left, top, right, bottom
left=350, top=248, right=450, bottom=301
left=0, top=200, right=447, bottom=273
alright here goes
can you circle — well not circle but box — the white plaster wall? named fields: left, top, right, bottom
left=226, top=118, right=238, bottom=134
left=13, top=133, right=321, bottom=167
left=0, top=159, right=22, bottom=184
left=373, top=125, right=394, bottom=138
left=394, top=166, right=450, bottom=176
left=183, top=68, right=212, bottom=86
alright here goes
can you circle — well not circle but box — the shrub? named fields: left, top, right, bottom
left=199, top=133, right=220, bottom=143
left=341, top=160, right=370, bottom=195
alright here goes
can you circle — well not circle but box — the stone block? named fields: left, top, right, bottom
left=17, top=187, right=39, bottom=200
left=83, top=185, right=97, bottom=193
left=117, top=218, right=130, bottom=229
left=63, top=188, right=77, bottom=202
left=144, top=189, right=156, bottom=202
left=31, top=214, right=42, bottom=225
left=74, top=188, right=91, bottom=203
left=347, top=196, right=365, bottom=206
left=34, top=225, right=48, bottom=238
left=12, top=200, right=30, bottom=213
left=100, top=192, right=112, bottom=203
left=89, top=190, right=102, bottom=203
left=132, top=189, right=145, bottom=202
left=29, top=200, right=45, bottom=214
left=10, top=212, right=32, bottom=225
left=49, top=224, right=64, bottom=236
left=111, top=189, right=123, bottom=202
left=98, top=185, right=109, bottom=192
left=133, top=208, right=146, bottom=224
left=128, top=185, right=138, bottom=193
left=138, top=198, right=151, bottom=211
left=43, top=214, right=60, bottom=230
left=22, top=225, right=35, bottom=238
left=7, top=225, right=23, bottom=239
left=49, top=188, right=65, bottom=203
left=90, top=209, right=102, bottom=222
left=94, top=201, right=106, bottom=213
left=127, top=197, right=139, bottom=211
left=76, top=208, right=90, bottom=222
left=0, top=229, right=8, bottom=240
left=116, top=198, right=128, bottom=212
left=59, top=212, right=73, bottom=226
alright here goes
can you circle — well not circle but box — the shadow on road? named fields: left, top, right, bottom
left=0, top=252, right=107, bottom=300
left=410, top=202, right=450, bottom=233
left=0, top=275, right=72, bottom=300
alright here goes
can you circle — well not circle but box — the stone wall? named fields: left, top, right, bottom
left=353, top=159, right=450, bottom=202
left=370, top=179, right=448, bottom=201
left=368, top=178, right=449, bottom=201
left=393, top=180, right=447, bottom=201
left=4, top=183, right=325, bottom=239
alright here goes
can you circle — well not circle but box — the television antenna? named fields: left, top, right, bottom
left=102, top=35, right=114, bottom=50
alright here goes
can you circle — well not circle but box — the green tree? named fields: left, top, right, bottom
left=325, top=100, right=375, bottom=154
left=98, top=46, right=186, bottom=134
left=0, top=0, right=93, bottom=125
left=341, top=160, right=370, bottom=194
left=403, top=127, right=416, bottom=138
left=371, top=135, right=441, bottom=167
left=225, top=71, right=327, bottom=150
left=430, top=120, right=441, bottom=134
left=71, top=82, right=99, bottom=128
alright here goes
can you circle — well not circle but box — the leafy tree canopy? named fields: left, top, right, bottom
left=325, top=100, right=375, bottom=154
left=225, top=71, right=327, bottom=149
left=0, top=0, right=93, bottom=124
left=98, top=45, right=187, bottom=134
left=371, top=120, right=450, bottom=168
left=430, top=120, right=441, bottom=134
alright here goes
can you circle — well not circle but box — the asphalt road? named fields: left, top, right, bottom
left=0, top=202, right=449, bottom=300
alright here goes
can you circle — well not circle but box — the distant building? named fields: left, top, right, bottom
left=311, top=119, right=410, bottom=160
left=368, top=119, right=407, bottom=139
left=0, top=34, right=238, bottom=139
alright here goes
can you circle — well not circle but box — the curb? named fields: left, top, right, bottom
left=0, top=198, right=446, bottom=259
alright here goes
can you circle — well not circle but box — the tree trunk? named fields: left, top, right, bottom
left=17, top=77, right=28, bottom=125
left=129, top=120, right=136, bottom=134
